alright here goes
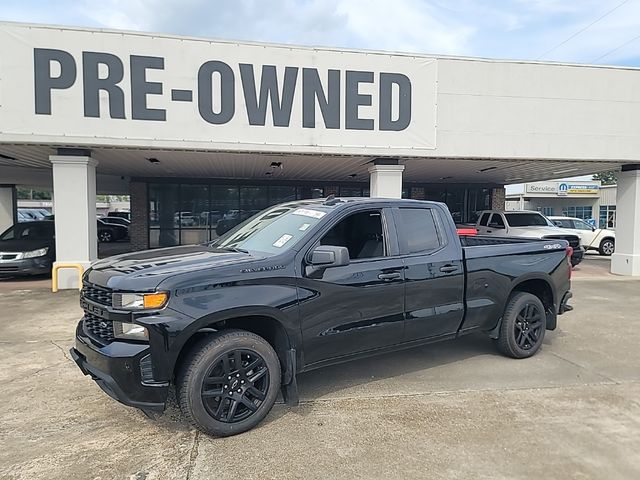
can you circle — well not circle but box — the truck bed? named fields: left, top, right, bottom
left=457, top=234, right=571, bottom=334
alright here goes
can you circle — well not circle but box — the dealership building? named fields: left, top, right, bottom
left=505, top=180, right=618, bottom=229
left=1, top=22, right=640, bottom=287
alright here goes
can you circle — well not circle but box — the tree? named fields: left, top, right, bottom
left=593, top=170, right=617, bottom=185
left=16, top=187, right=52, bottom=200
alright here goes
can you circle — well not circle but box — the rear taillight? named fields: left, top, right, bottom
left=566, top=246, right=573, bottom=278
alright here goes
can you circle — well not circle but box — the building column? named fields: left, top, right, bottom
left=50, top=151, right=98, bottom=289
left=611, top=165, right=640, bottom=276
left=368, top=159, right=405, bottom=199
left=129, top=181, right=149, bottom=251
left=0, top=185, right=17, bottom=233
left=491, top=187, right=506, bottom=210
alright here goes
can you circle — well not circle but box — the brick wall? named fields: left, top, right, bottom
left=491, top=186, right=506, bottom=210
left=129, top=181, right=148, bottom=251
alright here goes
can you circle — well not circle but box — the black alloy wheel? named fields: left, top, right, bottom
left=178, top=330, right=280, bottom=437
left=201, top=349, right=270, bottom=423
left=513, top=303, right=544, bottom=351
left=496, top=292, right=546, bottom=359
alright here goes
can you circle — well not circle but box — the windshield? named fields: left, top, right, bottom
left=0, top=222, right=54, bottom=241
left=504, top=213, right=551, bottom=227
left=210, top=204, right=327, bottom=254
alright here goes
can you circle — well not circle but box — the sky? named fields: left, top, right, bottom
left=2, top=0, right=640, bottom=66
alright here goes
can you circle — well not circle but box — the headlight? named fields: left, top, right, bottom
left=113, top=321, right=148, bottom=340
left=113, top=292, right=168, bottom=310
left=23, top=247, right=49, bottom=259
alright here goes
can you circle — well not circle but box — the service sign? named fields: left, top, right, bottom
left=526, top=181, right=600, bottom=196
left=0, top=23, right=438, bottom=155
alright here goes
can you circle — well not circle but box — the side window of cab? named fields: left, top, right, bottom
left=319, top=210, right=386, bottom=260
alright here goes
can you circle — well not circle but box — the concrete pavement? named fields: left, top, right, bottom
left=0, top=277, right=639, bottom=479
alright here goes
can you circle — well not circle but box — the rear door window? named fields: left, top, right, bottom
left=479, top=213, right=490, bottom=226
left=397, top=208, right=442, bottom=254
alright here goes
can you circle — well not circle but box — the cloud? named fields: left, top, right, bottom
left=1, top=0, right=640, bottom=65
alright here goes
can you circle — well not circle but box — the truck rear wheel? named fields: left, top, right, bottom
left=177, top=329, right=281, bottom=437
left=496, top=292, right=546, bottom=359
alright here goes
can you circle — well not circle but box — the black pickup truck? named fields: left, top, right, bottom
left=71, top=198, right=573, bottom=436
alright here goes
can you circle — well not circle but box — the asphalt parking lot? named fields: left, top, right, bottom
left=1, top=255, right=639, bottom=479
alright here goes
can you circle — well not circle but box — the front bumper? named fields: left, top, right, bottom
left=0, top=257, right=51, bottom=276
left=71, top=321, right=168, bottom=411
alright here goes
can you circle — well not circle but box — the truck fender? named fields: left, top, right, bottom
left=170, top=306, right=302, bottom=388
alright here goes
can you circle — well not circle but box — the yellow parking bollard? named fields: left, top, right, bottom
left=51, top=263, right=85, bottom=292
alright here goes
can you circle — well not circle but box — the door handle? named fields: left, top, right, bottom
left=486, top=230, right=492, bottom=233
left=378, top=272, right=401, bottom=281
left=439, top=265, right=459, bottom=273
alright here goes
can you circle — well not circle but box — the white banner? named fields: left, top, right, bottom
left=0, top=23, right=437, bottom=156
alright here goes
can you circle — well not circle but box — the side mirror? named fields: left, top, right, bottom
left=488, top=222, right=505, bottom=229
left=309, top=245, right=350, bottom=268
left=554, top=221, right=563, bottom=227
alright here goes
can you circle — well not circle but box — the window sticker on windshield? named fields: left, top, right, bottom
left=273, top=234, right=293, bottom=248
left=299, top=223, right=311, bottom=231
left=292, top=208, right=326, bottom=219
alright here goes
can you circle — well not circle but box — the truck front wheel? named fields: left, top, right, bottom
left=177, top=329, right=281, bottom=437
left=496, top=292, right=546, bottom=359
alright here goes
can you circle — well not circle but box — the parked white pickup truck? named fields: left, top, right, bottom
left=476, top=210, right=585, bottom=266
left=548, top=216, right=615, bottom=256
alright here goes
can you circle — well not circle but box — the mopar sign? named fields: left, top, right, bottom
left=558, top=183, right=569, bottom=196
left=0, top=23, right=438, bottom=155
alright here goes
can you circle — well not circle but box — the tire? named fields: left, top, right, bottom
left=599, top=238, right=615, bottom=256
left=177, top=329, right=281, bottom=437
left=98, top=230, right=113, bottom=243
left=496, top=292, right=546, bottom=359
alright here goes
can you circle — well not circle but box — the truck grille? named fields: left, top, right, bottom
left=83, top=312, right=115, bottom=343
left=544, top=235, right=580, bottom=249
left=82, top=283, right=113, bottom=306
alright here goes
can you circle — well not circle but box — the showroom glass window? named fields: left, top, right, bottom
left=562, top=206, right=593, bottom=220
left=149, top=183, right=330, bottom=248
left=599, top=205, right=616, bottom=229
left=147, top=183, right=494, bottom=249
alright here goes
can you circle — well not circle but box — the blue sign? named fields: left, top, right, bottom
left=558, top=183, right=569, bottom=195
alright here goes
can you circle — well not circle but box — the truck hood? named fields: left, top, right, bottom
left=86, top=245, right=266, bottom=290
